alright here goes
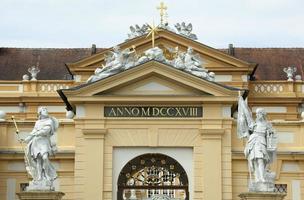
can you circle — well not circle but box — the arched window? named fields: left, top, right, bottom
left=117, top=153, right=189, bottom=200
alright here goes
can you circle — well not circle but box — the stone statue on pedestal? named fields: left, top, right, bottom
left=237, top=95, right=277, bottom=192
left=20, top=107, right=59, bottom=191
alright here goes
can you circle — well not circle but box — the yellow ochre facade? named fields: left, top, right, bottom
left=0, top=30, right=303, bottom=200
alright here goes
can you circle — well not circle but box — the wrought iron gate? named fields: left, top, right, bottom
left=117, top=153, right=189, bottom=200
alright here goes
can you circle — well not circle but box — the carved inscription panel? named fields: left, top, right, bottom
left=105, top=106, right=202, bottom=117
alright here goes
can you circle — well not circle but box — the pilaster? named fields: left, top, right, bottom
left=200, top=128, right=225, bottom=200
left=82, top=128, right=107, bottom=200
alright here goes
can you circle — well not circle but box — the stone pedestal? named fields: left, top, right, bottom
left=239, top=192, right=286, bottom=200
left=16, top=191, right=65, bottom=200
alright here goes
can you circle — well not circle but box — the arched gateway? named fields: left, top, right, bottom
left=117, top=153, right=189, bottom=200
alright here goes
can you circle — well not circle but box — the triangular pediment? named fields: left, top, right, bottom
left=97, top=75, right=211, bottom=96
left=60, top=61, right=240, bottom=106
left=134, top=81, right=174, bottom=92
left=66, top=29, right=256, bottom=79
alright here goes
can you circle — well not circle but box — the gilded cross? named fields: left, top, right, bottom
left=157, top=2, right=167, bottom=25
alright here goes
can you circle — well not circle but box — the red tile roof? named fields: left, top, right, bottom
left=0, top=47, right=303, bottom=80
left=0, top=47, right=104, bottom=80
left=233, top=48, right=304, bottom=80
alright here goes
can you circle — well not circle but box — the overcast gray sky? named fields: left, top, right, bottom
left=1, top=0, right=303, bottom=48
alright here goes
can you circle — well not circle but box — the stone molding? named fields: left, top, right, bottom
left=199, top=128, right=225, bottom=140
left=239, top=192, right=286, bottom=200
left=16, top=191, right=65, bottom=200
left=82, top=128, right=107, bottom=139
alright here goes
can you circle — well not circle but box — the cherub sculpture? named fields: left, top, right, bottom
left=127, top=24, right=149, bottom=39
left=174, top=22, right=197, bottom=40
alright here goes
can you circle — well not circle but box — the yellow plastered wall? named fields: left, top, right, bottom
left=70, top=102, right=235, bottom=200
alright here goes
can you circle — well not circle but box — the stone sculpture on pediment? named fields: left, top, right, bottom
left=126, top=20, right=199, bottom=41
left=173, top=49, right=186, bottom=70
left=127, top=24, right=149, bottom=40
left=137, top=47, right=166, bottom=64
left=87, top=45, right=137, bottom=83
left=173, top=47, right=214, bottom=81
left=87, top=44, right=216, bottom=83
left=174, top=22, right=198, bottom=40
left=184, top=47, right=203, bottom=69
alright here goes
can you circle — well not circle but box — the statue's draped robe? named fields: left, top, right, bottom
left=25, top=118, right=57, bottom=182
left=237, top=96, right=275, bottom=172
left=244, top=122, right=272, bottom=171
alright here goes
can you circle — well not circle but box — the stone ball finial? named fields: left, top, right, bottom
left=66, top=110, right=75, bottom=119
left=0, top=110, right=6, bottom=121
left=295, top=75, right=302, bottom=81
left=301, top=111, right=304, bottom=121
left=208, top=72, right=215, bottom=81
left=22, top=74, right=30, bottom=81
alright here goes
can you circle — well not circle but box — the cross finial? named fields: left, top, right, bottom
left=157, top=2, right=167, bottom=25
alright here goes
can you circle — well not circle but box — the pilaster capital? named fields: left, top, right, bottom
left=82, top=128, right=107, bottom=139
left=199, top=128, right=225, bottom=140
